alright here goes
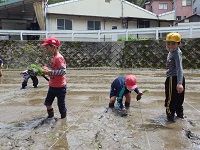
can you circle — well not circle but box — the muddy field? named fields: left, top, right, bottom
left=0, top=69, right=200, bottom=150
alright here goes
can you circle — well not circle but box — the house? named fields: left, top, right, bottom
left=0, top=0, right=45, bottom=40
left=179, top=14, right=200, bottom=23
left=45, top=0, right=176, bottom=40
left=145, top=0, right=173, bottom=15
left=0, top=0, right=176, bottom=41
left=176, top=14, right=200, bottom=38
left=193, top=0, right=200, bottom=14
left=145, top=0, right=192, bottom=21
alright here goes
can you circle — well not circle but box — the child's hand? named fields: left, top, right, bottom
left=42, top=66, right=51, bottom=75
left=20, top=70, right=27, bottom=75
left=177, top=84, right=184, bottom=93
left=136, top=92, right=143, bottom=101
left=42, top=66, right=49, bottom=71
left=44, top=70, right=51, bottom=76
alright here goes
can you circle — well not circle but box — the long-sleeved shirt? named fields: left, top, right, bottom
left=111, top=76, right=139, bottom=109
left=166, top=47, right=183, bottom=84
left=49, top=52, right=66, bottom=87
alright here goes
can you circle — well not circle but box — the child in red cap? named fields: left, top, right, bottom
left=108, top=74, right=143, bottom=115
left=41, top=37, right=67, bottom=119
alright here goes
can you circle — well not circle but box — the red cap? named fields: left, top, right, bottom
left=125, top=75, right=137, bottom=90
left=41, top=37, right=60, bottom=47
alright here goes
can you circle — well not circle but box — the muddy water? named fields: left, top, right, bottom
left=0, top=69, right=200, bottom=150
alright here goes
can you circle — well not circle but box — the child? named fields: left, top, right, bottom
left=164, top=32, right=185, bottom=122
left=20, top=67, right=39, bottom=89
left=108, top=74, right=143, bottom=115
left=41, top=37, right=67, bottom=119
left=20, top=64, right=49, bottom=89
left=0, top=58, right=3, bottom=77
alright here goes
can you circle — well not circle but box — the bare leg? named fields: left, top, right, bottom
left=124, top=93, right=131, bottom=108
left=0, top=69, right=2, bottom=77
left=46, top=105, right=53, bottom=110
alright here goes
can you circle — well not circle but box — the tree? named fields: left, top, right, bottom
left=48, top=0, right=67, bottom=5
left=0, top=0, right=9, bottom=2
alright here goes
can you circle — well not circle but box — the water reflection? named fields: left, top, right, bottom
left=0, top=76, right=2, bottom=84
left=49, top=118, right=69, bottom=150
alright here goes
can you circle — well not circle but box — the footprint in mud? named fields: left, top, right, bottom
left=183, top=128, right=200, bottom=145
left=186, top=119, right=196, bottom=127
left=142, top=116, right=174, bottom=131
left=10, top=117, right=59, bottom=130
left=139, top=123, right=171, bottom=132
left=104, top=106, right=128, bottom=117
left=150, top=115, right=170, bottom=126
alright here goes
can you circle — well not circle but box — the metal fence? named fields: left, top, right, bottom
left=0, top=25, right=200, bottom=41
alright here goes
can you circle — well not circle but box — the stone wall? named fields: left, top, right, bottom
left=0, top=39, right=200, bottom=69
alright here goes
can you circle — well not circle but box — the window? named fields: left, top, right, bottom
left=57, top=19, right=72, bottom=30
left=138, top=20, right=150, bottom=28
left=87, top=21, right=101, bottom=30
left=172, top=2, right=175, bottom=10
left=112, top=25, right=117, bottom=30
left=182, top=0, right=191, bottom=6
left=176, top=16, right=181, bottom=20
left=193, top=7, right=197, bottom=13
left=159, top=3, right=168, bottom=10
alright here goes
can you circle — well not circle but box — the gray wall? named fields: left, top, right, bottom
left=0, top=39, right=200, bottom=69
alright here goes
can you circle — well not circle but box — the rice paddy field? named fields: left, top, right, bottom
left=0, top=69, right=200, bottom=150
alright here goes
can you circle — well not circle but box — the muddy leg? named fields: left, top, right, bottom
left=109, top=96, right=116, bottom=108
left=47, top=108, right=54, bottom=118
left=124, top=93, right=131, bottom=109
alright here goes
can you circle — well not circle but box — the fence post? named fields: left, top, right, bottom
left=126, top=29, right=128, bottom=41
left=156, top=28, right=159, bottom=40
left=189, top=26, right=193, bottom=38
left=98, top=30, right=101, bottom=42
left=45, top=31, right=48, bottom=38
left=20, top=31, right=23, bottom=41
left=72, top=32, right=74, bottom=41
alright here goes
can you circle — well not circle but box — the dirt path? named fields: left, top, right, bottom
left=0, top=69, right=200, bottom=150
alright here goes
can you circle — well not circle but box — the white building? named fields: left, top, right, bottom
left=0, top=0, right=177, bottom=41
left=45, top=0, right=176, bottom=40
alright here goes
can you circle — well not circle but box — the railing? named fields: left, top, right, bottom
left=0, top=25, right=200, bottom=41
